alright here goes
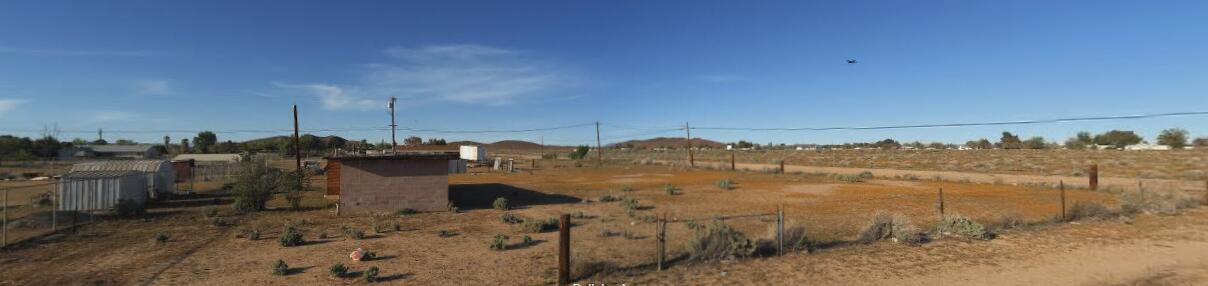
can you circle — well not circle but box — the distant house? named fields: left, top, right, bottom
left=1124, top=144, right=1172, bottom=151
left=325, top=152, right=459, bottom=215
left=68, top=144, right=162, bottom=159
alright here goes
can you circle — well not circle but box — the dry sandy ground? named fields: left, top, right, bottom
left=598, top=209, right=1208, bottom=286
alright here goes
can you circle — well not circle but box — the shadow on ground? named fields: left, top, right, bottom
left=450, top=183, right=581, bottom=210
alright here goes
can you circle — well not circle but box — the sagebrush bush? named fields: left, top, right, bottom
left=572, top=210, right=588, bottom=219
left=155, top=232, right=169, bottom=244
left=438, top=229, right=456, bottom=237
left=364, top=266, right=379, bottom=282
left=1121, top=190, right=1198, bottom=216
left=715, top=179, right=733, bottom=190
left=279, top=226, right=305, bottom=247
left=686, top=220, right=756, bottom=261
left=1066, top=201, right=1114, bottom=221
left=493, top=197, right=509, bottom=210
left=272, top=259, right=289, bottom=276
left=997, top=213, right=1025, bottom=230
left=395, top=208, right=417, bottom=216
left=501, top=212, right=523, bottom=224
left=858, top=171, right=874, bottom=180
left=521, top=218, right=559, bottom=233
left=329, top=263, right=348, bottom=277
left=858, top=213, right=924, bottom=245
left=936, top=215, right=991, bottom=240
left=203, top=206, right=219, bottom=218
left=240, top=227, right=261, bottom=241
left=344, top=227, right=366, bottom=240
left=781, top=225, right=809, bottom=251
left=620, top=198, right=640, bottom=212
left=664, top=184, right=679, bottom=195
left=522, top=235, right=534, bottom=245
left=490, top=234, right=509, bottom=251
left=112, top=199, right=145, bottom=217
left=598, top=194, right=619, bottom=202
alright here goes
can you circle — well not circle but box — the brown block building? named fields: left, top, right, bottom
left=326, top=153, right=459, bottom=215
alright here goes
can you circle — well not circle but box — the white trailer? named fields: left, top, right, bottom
left=459, top=145, right=486, bottom=162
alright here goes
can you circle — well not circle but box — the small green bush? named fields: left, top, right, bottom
left=438, top=229, right=457, bottom=237
left=329, top=263, right=348, bottom=277
left=598, top=194, right=619, bottom=202
left=621, top=186, right=635, bottom=192
left=493, top=197, right=509, bottom=211
left=239, top=227, right=261, bottom=241
left=364, top=266, right=379, bottom=283
left=203, top=206, right=219, bottom=218
left=522, top=235, right=533, bottom=245
left=112, top=199, right=146, bottom=217
left=395, top=208, right=417, bottom=216
left=782, top=225, right=809, bottom=251
left=344, top=227, right=366, bottom=240
left=501, top=213, right=523, bottom=224
left=279, top=226, right=305, bottom=247
left=715, top=179, right=733, bottom=190
left=572, top=210, right=588, bottom=219
left=620, top=198, right=640, bottom=211
left=272, top=259, right=289, bottom=276
left=600, top=229, right=619, bottom=237
left=155, top=232, right=169, bottom=244
left=858, top=213, right=924, bottom=245
left=361, top=250, right=377, bottom=261
left=490, top=234, right=509, bottom=251
left=936, top=215, right=991, bottom=240
left=686, top=220, right=756, bottom=261
left=664, top=184, right=679, bottom=195
left=858, top=171, right=874, bottom=180
left=521, top=218, right=559, bottom=233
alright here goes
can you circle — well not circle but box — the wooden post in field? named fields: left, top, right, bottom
left=685, top=122, right=694, bottom=168
left=1204, top=180, right=1208, bottom=206
left=779, top=160, right=785, bottom=174
left=595, top=121, right=602, bottom=168
left=3, top=190, right=7, bottom=248
left=730, top=151, right=736, bottom=171
left=51, top=181, right=57, bottom=232
left=293, top=104, right=302, bottom=176
left=1060, top=180, right=1067, bottom=221
left=558, top=214, right=571, bottom=285
left=776, top=206, right=784, bottom=256
left=938, top=188, right=945, bottom=219
left=656, top=215, right=666, bottom=271
left=1089, top=164, right=1099, bottom=191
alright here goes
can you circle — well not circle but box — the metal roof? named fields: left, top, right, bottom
left=83, top=144, right=157, bottom=153
left=172, top=154, right=243, bottom=163
left=62, top=170, right=142, bottom=179
left=326, top=152, right=459, bottom=161
left=70, top=160, right=172, bottom=173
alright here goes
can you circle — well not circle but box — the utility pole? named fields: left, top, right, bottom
left=685, top=122, right=694, bottom=167
left=388, top=97, right=398, bottom=153
left=293, top=105, right=302, bottom=174
left=595, top=121, right=602, bottom=167
left=540, top=136, right=545, bottom=159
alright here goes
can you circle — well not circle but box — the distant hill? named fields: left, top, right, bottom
left=612, top=137, right=726, bottom=149
left=486, top=140, right=545, bottom=150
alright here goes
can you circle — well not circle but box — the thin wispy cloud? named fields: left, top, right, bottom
left=0, top=46, right=154, bottom=57
left=133, top=79, right=173, bottom=95
left=93, top=110, right=139, bottom=122
left=273, top=82, right=379, bottom=110
left=0, top=99, right=29, bottom=117
left=281, top=44, right=576, bottom=109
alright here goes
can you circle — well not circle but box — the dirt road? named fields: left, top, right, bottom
left=602, top=209, right=1208, bottom=285
left=681, top=160, right=1207, bottom=193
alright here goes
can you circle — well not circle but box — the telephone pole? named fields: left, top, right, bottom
left=293, top=104, right=301, bottom=174
left=685, top=122, right=694, bottom=167
left=388, top=97, right=398, bottom=153
left=595, top=121, right=602, bottom=167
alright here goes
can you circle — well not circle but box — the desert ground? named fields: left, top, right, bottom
left=1, top=154, right=1205, bottom=285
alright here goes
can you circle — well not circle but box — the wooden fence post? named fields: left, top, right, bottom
left=558, top=214, right=571, bottom=285
left=1089, top=164, right=1099, bottom=191
left=51, top=181, right=57, bottom=233
left=656, top=215, right=666, bottom=271
left=3, top=189, right=7, bottom=248
left=1060, top=180, right=1067, bottom=221
left=776, top=206, right=784, bottom=256
left=938, top=188, right=945, bottom=219
left=779, top=160, right=785, bottom=174
left=730, top=151, right=736, bottom=171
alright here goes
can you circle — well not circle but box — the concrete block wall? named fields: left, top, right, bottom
left=339, top=159, right=448, bottom=214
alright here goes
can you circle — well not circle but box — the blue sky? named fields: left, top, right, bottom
left=1, top=1, right=1206, bottom=146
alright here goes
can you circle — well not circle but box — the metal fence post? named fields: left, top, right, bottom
left=558, top=214, right=571, bottom=286
left=1060, top=180, right=1067, bottom=220
left=656, top=215, right=666, bottom=271
left=938, top=188, right=945, bottom=219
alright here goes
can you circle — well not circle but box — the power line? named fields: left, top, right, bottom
left=691, top=111, right=1208, bottom=131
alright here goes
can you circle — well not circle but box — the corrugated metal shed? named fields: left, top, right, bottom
left=58, top=170, right=146, bottom=211
left=70, top=160, right=175, bottom=199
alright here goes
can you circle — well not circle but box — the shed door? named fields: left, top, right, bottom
left=326, top=161, right=341, bottom=196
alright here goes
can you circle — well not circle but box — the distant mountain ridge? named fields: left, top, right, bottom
left=611, top=137, right=725, bottom=149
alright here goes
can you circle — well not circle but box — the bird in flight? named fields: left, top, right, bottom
left=846, top=59, right=858, bottom=64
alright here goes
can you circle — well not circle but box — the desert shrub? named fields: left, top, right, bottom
left=936, top=215, right=991, bottom=240
left=493, top=197, right=509, bottom=210
left=600, top=229, right=619, bottom=237
left=395, top=208, right=417, bottom=216
left=715, top=179, right=733, bottom=190
left=239, top=227, right=261, bottom=240
left=392, top=222, right=402, bottom=232
left=858, top=213, right=925, bottom=245
left=782, top=225, right=809, bottom=251
left=329, top=263, right=348, bottom=277
left=1121, top=190, right=1200, bottom=217
left=623, top=229, right=639, bottom=240
left=522, top=235, right=534, bottom=245
left=501, top=212, right=523, bottom=224
left=272, top=259, right=289, bottom=276
left=1066, top=201, right=1114, bottom=221
left=231, top=157, right=288, bottom=213
left=279, top=226, right=305, bottom=247
left=317, top=230, right=328, bottom=239
left=203, top=206, right=219, bottom=218
left=686, top=220, right=756, bottom=261
left=521, top=217, right=559, bottom=233
left=621, top=186, right=635, bottom=192
left=361, top=250, right=377, bottom=261
left=438, top=229, right=457, bottom=237
left=832, top=174, right=864, bottom=183
left=344, top=227, right=366, bottom=240
left=155, top=232, right=169, bottom=244
left=572, top=260, right=619, bottom=280
left=598, top=194, right=619, bottom=202
left=664, top=184, right=679, bottom=195
left=112, top=199, right=146, bottom=217
left=620, top=198, right=640, bottom=212
left=997, top=213, right=1025, bottom=230
left=857, top=171, right=874, bottom=180
left=364, top=266, right=379, bottom=282
left=572, top=210, right=588, bottom=219
left=685, top=221, right=704, bottom=231
left=568, top=145, right=591, bottom=160
left=490, top=234, right=509, bottom=251
left=210, top=217, right=228, bottom=227
left=372, top=223, right=385, bottom=234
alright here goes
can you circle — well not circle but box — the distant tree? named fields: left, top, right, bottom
left=1194, top=137, right=1208, bottom=147
left=927, top=142, right=947, bottom=150
left=404, top=136, right=422, bottom=146
left=91, top=139, right=108, bottom=145
left=1093, top=130, right=1142, bottom=149
left=114, top=139, right=137, bottom=145
left=999, top=132, right=1022, bottom=149
left=324, top=136, right=347, bottom=150
left=735, top=140, right=755, bottom=149
left=1064, top=132, right=1094, bottom=149
left=71, top=138, right=88, bottom=145
left=568, top=145, right=590, bottom=159
left=0, top=135, right=34, bottom=160
left=874, top=139, right=901, bottom=149
left=425, top=138, right=447, bottom=145
left=1157, top=128, right=1189, bottom=149
left=31, top=136, right=62, bottom=158
left=1022, top=136, right=1047, bottom=149
left=213, top=140, right=239, bottom=153
left=965, top=138, right=993, bottom=149
left=193, top=131, right=218, bottom=153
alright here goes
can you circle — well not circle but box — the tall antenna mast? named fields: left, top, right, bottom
left=388, top=97, right=398, bottom=153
